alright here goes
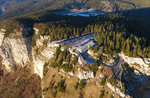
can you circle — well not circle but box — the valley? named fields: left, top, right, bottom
left=58, top=10, right=114, bottom=17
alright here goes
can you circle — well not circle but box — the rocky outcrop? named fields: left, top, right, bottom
left=0, top=27, right=148, bottom=98
left=0, top=29, right=5, bottom=46
left=32, top=33, right=59, bottom=78
left=119, top=52, right=150, bottom=75
left=33, top=57, right=45, bottom=79
left=0, top=28, right=31, bottom=72
left=0, top=27, right=59, bottom=78
left=103, top=66, right=113, bottom=79
left=107, top=82, right=130, bottom=98
left=77, top=67, right=94, bottom=80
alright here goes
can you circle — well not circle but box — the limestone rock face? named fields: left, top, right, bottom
left=33, top=57, right=45, bottom=78
left=0, top=29, right=4, bottom=46
left=119, top=52, right=150, bottom=75
left=32, top=42, right=59, bottom=78
left=0, top=29, right=31, bottom=72
left=0, top=27, right=59, bottom=78
left=77, top=68, right=94, bottom=80
left=107, top=82, right=130, bottom=98
left=32, top=34, right=59, bottom=78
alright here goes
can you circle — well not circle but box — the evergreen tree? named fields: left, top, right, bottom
left=106, top=36, right=110, bottom=46
left=132, top=48, right=137, bottom=57
left=115, top=39, right=120, bottom=50
left=94, top=46, right=98, bottom=53
left=137, top=45, right=142, bottom=55
left=66, top=54, right=70, bottom=63
left=125, top=40, right=130, bottom=53
left=91, top=61, right=98, bottom=73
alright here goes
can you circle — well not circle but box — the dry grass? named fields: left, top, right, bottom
left=43, top=66, right=120, bottom=98
left=0, top=67, right=41, bottom=98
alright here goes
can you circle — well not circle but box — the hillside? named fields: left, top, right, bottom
left=0, top=68, right=41, bottom=98
left=0, top=0, right=30, bottom=11
left=0, top=0, right=150, bottom=98
left=115, top=0, right=150, bottom=10
left=0, top=11, right=149, bottom=97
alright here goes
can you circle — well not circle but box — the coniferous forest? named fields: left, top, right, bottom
left=1, top=12, right=149, bottom=58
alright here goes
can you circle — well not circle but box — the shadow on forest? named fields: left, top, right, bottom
left=14, top=7, right=150, bottom=70
left=122, top=63, right=150, bottom=98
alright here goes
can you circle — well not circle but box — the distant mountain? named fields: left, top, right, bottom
left=0, top=0, right=150, bottom=22
left=0, top=0, right=29, bottom=10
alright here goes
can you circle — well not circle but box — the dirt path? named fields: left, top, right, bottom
left=110, top=0, right=136, bottom=12
left=118, top=0, right=136, bottom=9
left=113, top=57, right=123, bottom=81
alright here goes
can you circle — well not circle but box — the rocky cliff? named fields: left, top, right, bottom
left=0, top=27, right=150, bottom=98
left=0, top=28, right=31, bottom=72
left=0, top=27, right=60, bottom=79
left=0, top=27, right=95, bottom=79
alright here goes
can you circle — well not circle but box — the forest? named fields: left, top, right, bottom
left=0, top=0, right=150, bottom=59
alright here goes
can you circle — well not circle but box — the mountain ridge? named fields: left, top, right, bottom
left=0, top=0, right=150, bottom=22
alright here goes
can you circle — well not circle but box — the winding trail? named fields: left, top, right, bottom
left=111, top=0, right=136, bottom=12
left=99, top=55, right=123, bottom=81
left=117, top=0, right=136, bottom=9
left=113, top=57, right=123, bottom=81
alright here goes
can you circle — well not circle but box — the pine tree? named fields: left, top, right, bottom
left=66, top=54, right=70, bottom=63
left=94, top=32, right=97, bottom=39
left=94, top=46, right=98, bottom=53
left=132, top=48, right=137, bottom=57
left=147, top=52, right=150, bottom=57
left=99, top=25, right=102, bottom=32
left=98, top=37, right=103, bottom=46
left=91, top=62, right=98, bottom=73
left=107, top=36, right=110, bottom=46
left=115, top=39, right=120, bottom=49
left=77, top=28, right=79, bottom=36
left=73, top=28, right=76, bottom=37
left=126, top=39, right=130, bottom=53
left=91, top=25, right=94, bottom=32
left=111, top=41, right=115, bottom=50
left=113, top=31, right=116, bottom=41
left=104, top=38, right=107, bottom=46
left=137, top=45, right=142, bottom=56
